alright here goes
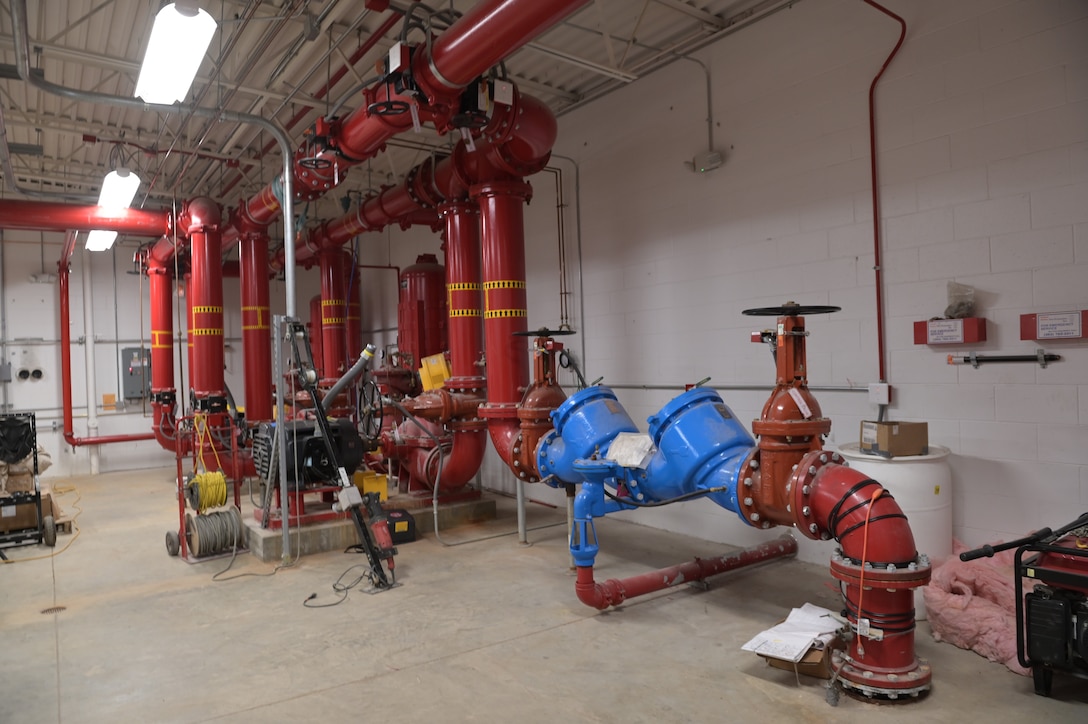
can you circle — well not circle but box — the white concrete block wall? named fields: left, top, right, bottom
left=470, top=0, right=1087, bottom=561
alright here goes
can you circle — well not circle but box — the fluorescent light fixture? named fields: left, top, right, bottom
left=86, top=168, right=141, bottom=252
left=134, top=2, right=217, bottom=104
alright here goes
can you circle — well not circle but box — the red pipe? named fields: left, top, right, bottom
left=147, top=253, right=180, bottom=450
left=807, top=462, right=931, bottom=692
left=863, top=0, right=906, bottom=384
left=228, top=0, right=588, bottom=235
left=182, top=198, right=226, bottom=406
left=475, top=180, right=532, bottom=463
left=346, top=262, right=363, bottom=363
left=0, top=200, right=171, bottom=236
left=575, top=536, right=798, bottom=610
left=319, top=247, right=348, bottom=379
left=442, top=201, right=484, bottom=382
left=240, top=232, right=273, bottom=421
left=308, top=294, right=324, bottom=374
left=218, top=10, right=405, bottom=199
left=57, top=251, right=154, bottom=447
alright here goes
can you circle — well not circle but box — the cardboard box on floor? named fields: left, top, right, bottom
left=760, top=636, right=845, bottom=679
left=0, top=482, right=63, bottom=534
left=859, top=420, right=928, bottom=458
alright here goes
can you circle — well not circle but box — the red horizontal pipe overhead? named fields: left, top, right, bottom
left=218, top=10, right=405, bottom=199
left=575, top=537, right=799, bottom=610
left=227, top=0, right=588, bottom=236
left=0, top=199, right=171, bottom=236
left=421, top=0, right=591, bottom=92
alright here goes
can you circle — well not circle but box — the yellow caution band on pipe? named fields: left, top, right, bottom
left=450, top=309, right=481, bottom=317
left=485, top=309, right=527, bottom=319
left=192, top=305, right=223, bottom=314
left=190, top=328, right=223, bottom=336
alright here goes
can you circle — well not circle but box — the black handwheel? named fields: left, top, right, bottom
left=43, top=515, right=56, bottom=547
left=165, top=530, right=180, bottom=557
left=367, top=99, right=411, bottom=116
left=742, top=303, right=841, bottom=317
left=358, top=380, right=384, bottom=440
left=513, top=327, right=577, bottom=337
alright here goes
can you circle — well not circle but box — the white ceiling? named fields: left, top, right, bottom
left=0, top=0, right=791, bottom=232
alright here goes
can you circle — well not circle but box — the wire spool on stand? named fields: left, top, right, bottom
left=186, top=471, right=227, bottom=513
left=186, top=507, right=243, bottom=558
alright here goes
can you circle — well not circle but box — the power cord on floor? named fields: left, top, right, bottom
left=303, top=559, right=390, bottom=608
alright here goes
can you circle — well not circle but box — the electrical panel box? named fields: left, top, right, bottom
left=121, top=347, right=150, bottom=400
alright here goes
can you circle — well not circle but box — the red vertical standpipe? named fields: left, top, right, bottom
left=319, top=248, right=348, bottom=380
left=345, top=261, right=363, bottom=362
left=148, top=253, right=176, bottom=447
left=398, top=253, right=448, bottom=365
left=442, top=201, right=484, bottom=382
left=308, top=294, right=324, bottom=374
left=240, top=233, right=272, bottom=421
left=474, top=180, right=532, bottom=457
left=185, top=198, right=226, bottom=407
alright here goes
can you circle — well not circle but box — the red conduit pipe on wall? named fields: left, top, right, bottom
left=575, top=537, right=799, bottom=610
left=862, top=0, right=906, bottom=385
left=240, top=232, right=273, bottom=421
left=56, top=239, right=154, bottom=447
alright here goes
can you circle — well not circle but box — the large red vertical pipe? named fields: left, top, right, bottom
left=240, top=233, right=272, bottom=421
left=442, top=201, right=484, bottom=382
left=346, top=261, right=362, bottom=362
left=475, top=181, right=531, bottom=404
left=474, top=180, right=531, bottom=461
left=184, top=199, right=226, bottom=406
left=308, top=294, right=324, bottom=373
left=319, top=248, right=348, bottom=379
left=148, top=256, right=174, bottom=397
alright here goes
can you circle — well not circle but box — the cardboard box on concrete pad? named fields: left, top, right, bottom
left=0, top=483, right=63, bottom=534
left=859, top=420, right=928, bottom=458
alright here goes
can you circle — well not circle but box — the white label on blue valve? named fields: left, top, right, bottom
left=605, top=432, right=655, bottom=469
left=788, top=387, right=813, bottom=419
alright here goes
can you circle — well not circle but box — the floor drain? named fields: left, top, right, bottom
left=41, top=606, right=66, bottom=614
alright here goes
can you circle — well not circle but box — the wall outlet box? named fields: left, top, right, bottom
left=868, top=382, right=890, bottom=405
left=859, top=421, right=928, bottom=458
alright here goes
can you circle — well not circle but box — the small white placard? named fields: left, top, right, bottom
left=2, top=505, right=15, bottom=518
left=861, top=421, right=877, bottom=444
left=1036, top=311, right=1082, bottom=339
left=927, top=318, right=964, bottom=344
left=605, top=432, right=655, bottom=469
left=788, top=388, right=812, bottom=419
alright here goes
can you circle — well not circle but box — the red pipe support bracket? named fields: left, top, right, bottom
left=575, top=536, right=798, bottom=610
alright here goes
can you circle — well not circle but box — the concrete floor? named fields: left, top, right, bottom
left=2, top=468, right=1086, bottom=723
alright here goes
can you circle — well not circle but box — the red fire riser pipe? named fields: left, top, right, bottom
left=240, top=233, right=273, bottom=421
left=346, top=262, right=363, bottom=363
left=228, top=0, right=589, bottom=237
left=575, top=536, right=799, bottom=610
left=319, top=247, right=349, bottom=381
left=181, top=198, right=226, bottom=405
left=147, top=253, right=183, bottom=451
left=308, top=295, right=324, bottom=374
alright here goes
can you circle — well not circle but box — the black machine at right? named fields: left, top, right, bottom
left=961, top=512, right=1088, bottom=696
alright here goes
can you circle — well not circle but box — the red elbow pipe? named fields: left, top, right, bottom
left=575, top=536, right=798, bottom=610
left=407, top=426, right=488, bottom=493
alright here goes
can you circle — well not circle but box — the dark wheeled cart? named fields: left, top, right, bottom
left=0, top=412, right=56, bottom=559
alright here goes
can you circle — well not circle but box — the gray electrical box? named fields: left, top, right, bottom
left=121, top=347, right=151, bottom=400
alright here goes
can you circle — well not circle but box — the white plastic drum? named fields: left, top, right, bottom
left=835, top=443, right=952, bottom=621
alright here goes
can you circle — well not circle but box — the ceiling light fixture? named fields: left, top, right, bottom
left=134, top=2, right=217, bottom=105
left=86, top=168, right=141, bottom=252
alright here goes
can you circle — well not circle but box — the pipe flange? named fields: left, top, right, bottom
left=834, top=650, right=932, bottom=699
left=829, top=553, right=932, bottom=588
left=735, top=449, right=769, bottom=528
left=790, top=449, right=844, bottom=540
